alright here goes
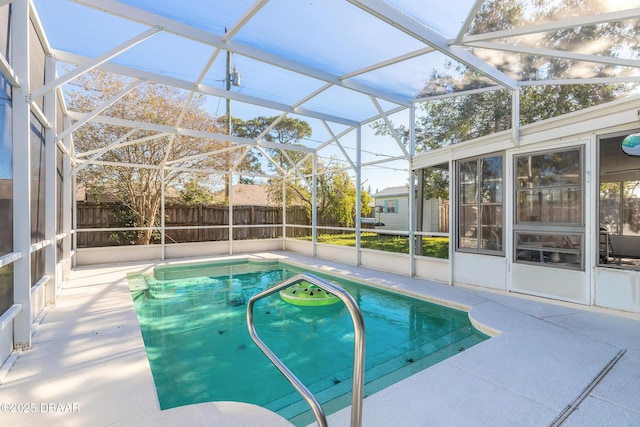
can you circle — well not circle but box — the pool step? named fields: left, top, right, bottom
left=265, top=323, right=471, bottom=412
left=285, top=333, right=483, bottom=425
left=266, top=325, right=480, bottom=422
left=126, top=273, right=150, bottom=300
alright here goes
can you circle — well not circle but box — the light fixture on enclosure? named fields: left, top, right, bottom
left=621, top=109, right=640, bottom=156
left=230, top=65, right=242, bottom=87
left=621, top=133, right=640, bottom=156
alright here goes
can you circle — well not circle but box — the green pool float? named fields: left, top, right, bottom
left=279, top=281, right=340, bottom=306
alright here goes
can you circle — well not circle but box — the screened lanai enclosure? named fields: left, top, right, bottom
left=1, top=0, right=640, bottom=363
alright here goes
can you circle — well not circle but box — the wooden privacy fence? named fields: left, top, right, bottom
left=439, top=202, right=449, bottom=233
left=76, top=203, right=351, bottom=247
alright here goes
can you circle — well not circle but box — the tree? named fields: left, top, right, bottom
left=408, top=0, right=639, bottom=151
left=420, top=166, right=449, bottom=201
left=374, top=0, right=638, bottom=201
left=233, top=116, right=372, bottom=225
left=268, top=159, right=373, bottom=227
left=232, top=115, right=312, bottom=171
left=179, top=178, right=215, bottom=205
left=69, top=70, right=252, bottom=244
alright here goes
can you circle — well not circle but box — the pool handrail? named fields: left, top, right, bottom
left=246, top=272, right=366, bottom=427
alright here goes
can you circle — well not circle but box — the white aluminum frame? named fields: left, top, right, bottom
left=2, top=0, right=640, bottom=363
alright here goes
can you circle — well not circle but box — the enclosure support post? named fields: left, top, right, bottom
left=312, top=152, right=317, bottom=257
left=448, top=154, right=455, bottom=286
left=282, top=177, right=287, bottom=250
left=161, top=167, right=166, bottom=261
left=355, top=125, right=362, bottom=266
left=62, top=116, right=72, bottom=281
left=228, top=173, right=233, bottom=254
left=415, top=168, right=424, bottom=257
left=44, top=54, right=57, bottom=305
left=512, top=88, right=520, bottom=145
left=408, top=104, right=416, bottom=277
left=72, top=156, right=78, bottom=269
left=11, top=0, right=32, bottom=351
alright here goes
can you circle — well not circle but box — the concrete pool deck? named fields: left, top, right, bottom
left=0, top=252, right=639, bottom=426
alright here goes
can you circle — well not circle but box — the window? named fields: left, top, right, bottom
left=385, top=199, right=397, bottom=214
left=599, top=135, right=640, bottom=268
left=30, top=114, right=46, bottom=286
left=0, top=82, right=12, bottom=258
left=414, top=164, right=450, bottom=259
left=515, top=149, right=582, bottom=224
left=514, top=232, right=582, bottom=268
left=514, top=147, right=583, bottom=270
left=0, top=71, right=14, bottom=314
left=457, top=154, right=503, bottom=253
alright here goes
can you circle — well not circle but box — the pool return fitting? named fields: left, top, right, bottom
left=247, top=273, right=366, bottom=427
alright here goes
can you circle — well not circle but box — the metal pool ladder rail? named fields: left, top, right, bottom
left=246, top=273, right=366, bottom=427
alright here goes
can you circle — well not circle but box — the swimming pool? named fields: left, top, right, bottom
left=128, top=259, right=489, bottom=425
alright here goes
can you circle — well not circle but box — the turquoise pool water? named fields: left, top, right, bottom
left=129, top=260, right=488, bottom=425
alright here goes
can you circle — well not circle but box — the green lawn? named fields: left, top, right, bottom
left=299, top=232, right=449, bottom=259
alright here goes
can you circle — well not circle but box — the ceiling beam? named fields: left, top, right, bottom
left=519, top=76, right=640, bottom=86
left=31, top=26, right=160, bottom=99
left=340, top=47, right=435, bottom=80
left=29, top=0, right=53, bottom=54
left=77, top=132, right=171, bottom=157
left=66, top=110, right=314, bottom=153
left=370, top=95, right=409, bottom=159
left=57, top=79, right=144, bottom=142
left=348, top=0, right=518, bottom=89
left=74, top=128, right=139, bottom=173
left=414, top=85, right=504, bottom=102
left=361, top=155, right=407, bottom=168
left=320, top=120, right=355, bottom=170
left=231, top=147, right=252, bottom=171
left=223, top=0, right=270, bottom=40
left=456, top=0, right=484, bottom=43
left=0, top=53, right=19, bottom=87
left=165, top=144, right=247, bottom=166
left=460, top=8, right=640, bottom=44
left=466, top=41, right=640, bottom=69
left=71, top=0, right=411, bottom=107
left=53, top=49, right=361, bottom=127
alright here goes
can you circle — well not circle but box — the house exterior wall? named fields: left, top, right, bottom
left=413, top=95, right=640, bottom=313
left=375, top=194, right=409, bottom=231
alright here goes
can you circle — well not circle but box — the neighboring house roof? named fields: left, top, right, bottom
left=373, top=186, right=409, bottom=198
left=76, top=184, right=180, bottom=202
left=213, top=184, right=277, bottom=206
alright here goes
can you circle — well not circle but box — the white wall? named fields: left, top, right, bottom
left=76, top=240, right=284, bottom=266
left=316, top=243, right=358, bottom=265
left=360, top=249, right=410, bottom=275
left=413, top=95, right=640, bottom=313
left=511, top=264, right=589, bottom=304
left=453, top=252, right=507, bottom=291
left=284, top=239, right=314, bottom=257
left=414, top=257, right=449, bottom=283
left=595, top=268, right=640, bottom=313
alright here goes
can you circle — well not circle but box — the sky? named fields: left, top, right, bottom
left=28, top=0, right=487, bottom=193
left=29, top=0, right=424, bottom=192
left=16, top=0, right=640, bottom=198
left=0, top=101, right=11, bottom=179
left=33, top=0, right=640, bottom=192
